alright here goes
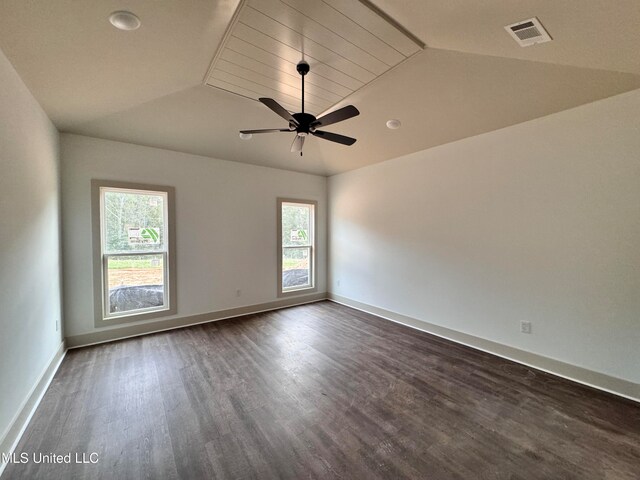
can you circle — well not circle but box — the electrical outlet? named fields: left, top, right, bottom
left=55, top=320, right=59, bottom=331
left=236, top=289, right=241, bottom=297
left=336, top=279, right=341, bottom=287
left=520, top=321, right=532, bottom=334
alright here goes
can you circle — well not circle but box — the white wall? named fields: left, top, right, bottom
left=61, top=134, right=327, bottom=337
left=0, top=48, right=62, bottom=444
left=329, top=89, right=640, bottom=384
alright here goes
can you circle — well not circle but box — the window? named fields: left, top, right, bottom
left=92, top=180, right=176, bottom=326
left=278, top=198, right=317, bottom=296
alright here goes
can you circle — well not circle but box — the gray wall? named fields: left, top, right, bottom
left=329, top=89, right=640, bottom=384
left=0, top=48, right=62, bottom=445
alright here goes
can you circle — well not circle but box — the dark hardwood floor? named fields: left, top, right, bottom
left=4, top=301, right=639, bottom=479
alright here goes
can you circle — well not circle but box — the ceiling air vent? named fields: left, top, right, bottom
left=505, top=17, right=552, bottom=47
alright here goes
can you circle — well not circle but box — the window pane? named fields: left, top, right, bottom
left=282, top=247, right=310, bottom=289
left=282, top=204, right=311, bottom=247
left=104, top=190, right=165, bottom=253
left=106, top=254, right=164, bottom=314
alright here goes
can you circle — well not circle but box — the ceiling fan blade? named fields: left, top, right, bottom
left=240, top=129, right=291, bottom=134
left=311, top=105, right=359, bottom=128
left=259, top=98, right=299, bottom=126
left=291, top=135, right=305, bottom=152
left=312, top=130, right=357, bottom=146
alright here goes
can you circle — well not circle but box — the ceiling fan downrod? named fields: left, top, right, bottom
left=297, top=60, right=308, bottom=156
left=297, top=60, right=309, bottom=115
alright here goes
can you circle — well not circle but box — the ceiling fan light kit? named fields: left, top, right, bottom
left=240, top=61, right=360, bottom=156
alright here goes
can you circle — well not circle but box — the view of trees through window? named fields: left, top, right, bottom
left=102, top=189, right=167, bottom=315
left=281, top=202, right=313, bottom=290
left=104, top=190, right=165, bottom=252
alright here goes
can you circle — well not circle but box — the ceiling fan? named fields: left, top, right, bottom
left=240, top=60, right=360, bottom=156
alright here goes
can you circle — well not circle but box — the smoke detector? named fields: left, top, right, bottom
left=505, top=18, right=552, bottom=47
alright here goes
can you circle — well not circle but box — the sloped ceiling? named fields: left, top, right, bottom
left=0, top=0, right=639, bottom=176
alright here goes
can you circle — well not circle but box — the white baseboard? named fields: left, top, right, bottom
left=0, top=341, right=67, bottom=478
left=328, top=293, right=640, bottom=403
left=66, top=292, right=328, bottom=349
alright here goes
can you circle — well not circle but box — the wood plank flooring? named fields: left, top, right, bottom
left=4, top=301, right=640, bottom=479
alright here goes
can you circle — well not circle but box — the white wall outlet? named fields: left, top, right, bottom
left=55, top=320, right=59, bottom=331
left=236, top=289, right=241, bottom=297
left=520, top=321, right=532, bottom=334
left=336, top=279, right=341, bottom=287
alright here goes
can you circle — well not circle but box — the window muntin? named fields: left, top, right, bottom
left=279, top=199, right=316, bottom=295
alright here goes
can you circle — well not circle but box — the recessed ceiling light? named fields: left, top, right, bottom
left=239, top=132, right=252, bottom=140
left=386, top=119, right=401, bottom=129
left=109, top=11, right=141, bottom=31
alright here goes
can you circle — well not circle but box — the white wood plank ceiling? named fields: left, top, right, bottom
left=204, top=0, right=424, bottom=115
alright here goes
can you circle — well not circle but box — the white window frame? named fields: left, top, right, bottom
left=277, top=198, right=317, bottom=297
left=91, top=180, right=177, bottom=327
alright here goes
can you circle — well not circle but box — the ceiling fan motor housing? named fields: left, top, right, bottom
left=292, top=112, right=316, bottom=134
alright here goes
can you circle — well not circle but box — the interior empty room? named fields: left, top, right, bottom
left=1, top=1, right=639, bottom=479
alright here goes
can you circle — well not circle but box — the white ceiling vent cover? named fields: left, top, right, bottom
left=505, top=17, right=552, bottom=47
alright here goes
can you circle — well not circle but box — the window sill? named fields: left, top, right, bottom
left=95, top=304, right=176, bottom=328
left=278, top=285, right=317, bottom=298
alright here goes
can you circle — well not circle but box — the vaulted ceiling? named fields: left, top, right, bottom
left=1, top=0, right=639, bottom=176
